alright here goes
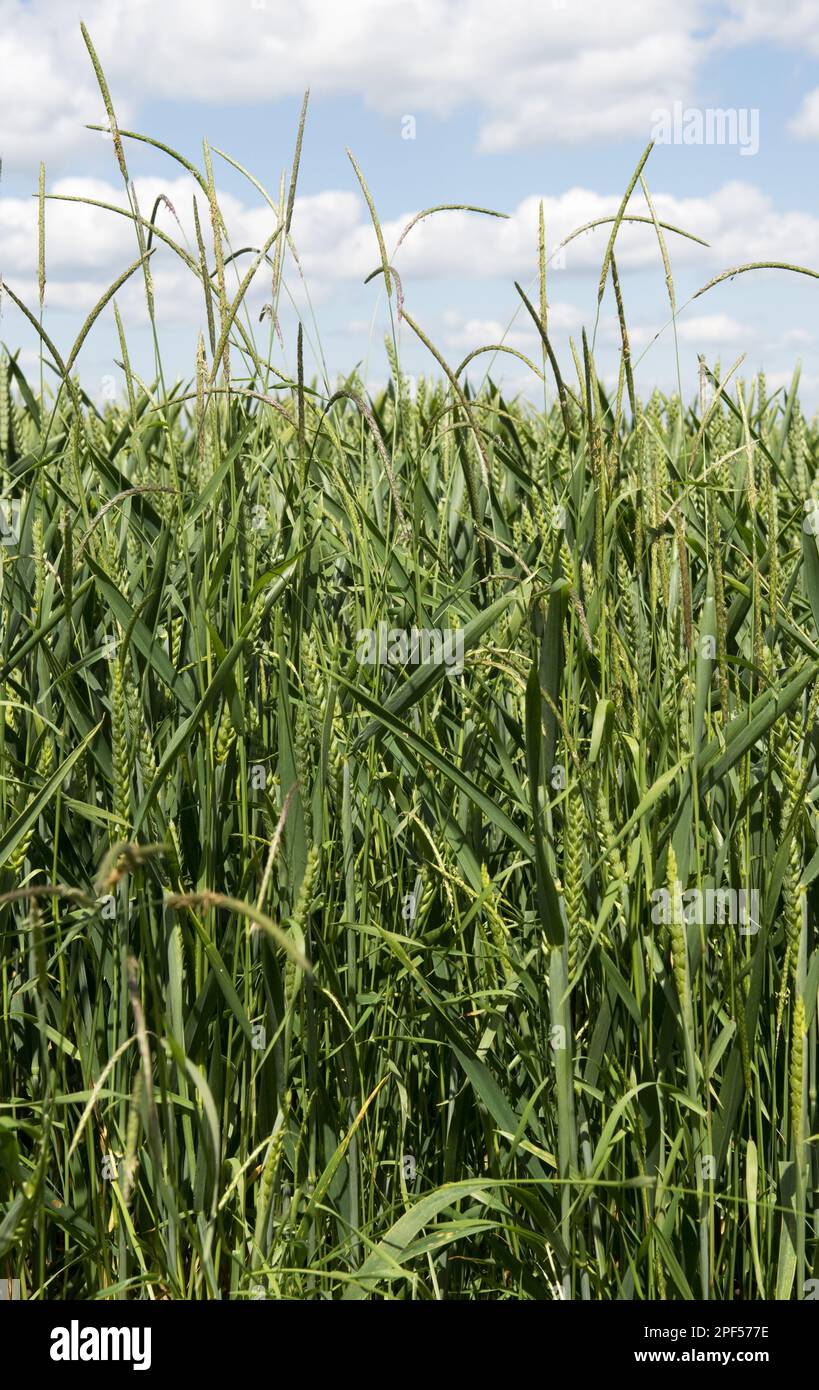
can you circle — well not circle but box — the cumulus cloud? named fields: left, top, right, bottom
left=0, top=7, right=115, bottom=169
left=1, top=168, right=817, bottom=411
left=715, top=1, right=819, bottom=53
left=0, top=0, right=715, bottom=167
left=4, top=174, right=819, bottom=323
left=629, top=313, right=751, bottom=350
left=1, top=0, right=816, bottom=224
left=675, top=313, right=749, bottom=344
left=442, top=306, right=583, bottom=352
left=789, top=88, right=819, bottom=140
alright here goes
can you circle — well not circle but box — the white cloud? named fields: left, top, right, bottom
left=4, top=174, right=819, bottom=314
left=443, top=307, right=582, bottom=352
left=789, top=88, right=819, bottom=140
left=782, top=327, right=813, bottom=346
left=17, top=277, right=112, bottom=313
left=763, top=369, right=819, bottom=396
left=4, top=1, right=819, bottom=187
left=676, top=313, right=749, bottom=344
left=628, top=315, right=751, bottom=350
left=715, top=1, right=819, bottom=53
left=0, top=0, right=715, bottom=167
left=0, top=8, right=114, bottom=170
left=3, top=169, right=819, bottom=404
left=381, top=184, right=819, bottom=288
left=476, top=31, right=701, bottom=152
left=714, top=2, right=819, bottom=140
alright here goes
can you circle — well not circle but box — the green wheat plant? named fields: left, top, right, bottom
left=0, top=27, right=818, bottom=1301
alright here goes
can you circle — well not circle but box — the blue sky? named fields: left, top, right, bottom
left=3, top=1, right=819, bottom=407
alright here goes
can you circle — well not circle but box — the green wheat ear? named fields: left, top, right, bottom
left=285, top=847, right=319, bottom=1009
left=563, top=786, right=587, bottom=982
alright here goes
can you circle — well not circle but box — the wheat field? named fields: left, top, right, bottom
left=0, top=26, right=818, bottom=1302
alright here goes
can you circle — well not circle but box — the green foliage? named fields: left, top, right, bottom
left=1, top=34, right=818, bottom=1300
